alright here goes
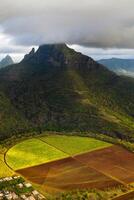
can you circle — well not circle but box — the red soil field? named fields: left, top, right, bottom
left=75, top=145, right=134, bottom=184
left=17, top=154, right=120, bottom=193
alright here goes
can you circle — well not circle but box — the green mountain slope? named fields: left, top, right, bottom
left=0, top=91, right=29, bottom=140
left=0, top=44, right=134, bottom=140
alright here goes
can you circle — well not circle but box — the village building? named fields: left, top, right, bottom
left=24, top=183, right=32, bottom=188
left=0, top=176, right=45, bottom=200
left=32, top=190, right=39, bottom=196
left=17, top=183, right=24, bottom=188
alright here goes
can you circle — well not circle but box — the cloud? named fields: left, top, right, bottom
left=69, top=45, right=134, bottom=60
left=0, top=0, right=134, bottom=48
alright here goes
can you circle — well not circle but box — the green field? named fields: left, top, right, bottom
left=0, top=159, right=13, bottom=178
left=6, top=139, right=68, bottom=170
left=41, top=135, right=112, bottom=155
left=0, top=145, right=14, bottom=178
left=6, top=136, right=112, bottom=171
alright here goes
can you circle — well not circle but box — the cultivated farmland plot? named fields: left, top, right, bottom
left=40, top=135, right=112, bottom=155
left=0, top=159, right=13, bottom=177
left=6, top=136, right=111, bottom=170
left=5, top=135, right=134, bottom=195
left=6, top=138, right=68, bottom=170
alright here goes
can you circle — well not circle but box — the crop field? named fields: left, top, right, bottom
left=0, top=159, right=13, bottom=178
left=75, top=145, right=134, bottom=184
left=16, top=143, right=134, bottom=194
left=17, top=156, right=120, bottom=194
left=6, top=136, right=111, bottom=171
left=6, top=138, right=68, bottom=170
left=40, top=135, right=112, bottom=155
left=5, top=135, right=134, bottom=196
left=2, top=134, right=134, bottom=200
left=5, top=135, right=117, bottom=194
left=0, top=145, right=14, bottom=178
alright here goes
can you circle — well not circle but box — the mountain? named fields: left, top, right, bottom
left=0, top=44, right=134, bottom=140
left=0, top=55, right=14, bottom=68
left=98, top=58, right=134, bottom=77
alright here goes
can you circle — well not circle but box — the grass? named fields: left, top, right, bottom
left=6, top=138, right=68, bottom=170
left=0, top=145, right=14, bottom=178
left=0, top=159, right=13, bottom=178
left=40, top=135, right=112, bottom=155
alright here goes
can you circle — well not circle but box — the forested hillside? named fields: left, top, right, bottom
left=0, top=44, right=134, bottom=140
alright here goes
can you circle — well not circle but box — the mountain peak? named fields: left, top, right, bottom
left=22, top=43, right=71, bottom=65
left=5, top=55, right=11, bottom=59
left=23, top=47, right=35, bottom=62
left=22, top=44, right=68, bottom=64
left=21, top=43, right=95, bottom=70
left=0, top=55, right=14, bottom=68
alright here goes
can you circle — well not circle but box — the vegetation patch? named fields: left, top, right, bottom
left=0, top=160, right=13, bottom=178
left=48, top=187, right=130, bottom=200
left=0, top=145, right=13, bottom=178
left=41, top=135, right=112, bottom=155
left=6, top=138, right=68, bottom=170
left=5, top=135, right=111, bottom=171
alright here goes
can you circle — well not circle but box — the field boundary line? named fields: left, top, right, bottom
left=38, top=138, right=71, bottom=157
left=4, top=148, right=14, bottom=171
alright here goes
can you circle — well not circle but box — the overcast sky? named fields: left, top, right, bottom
left=1, top=0, right=134, bottom=61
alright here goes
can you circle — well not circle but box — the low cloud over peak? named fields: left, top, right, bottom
left=0, top=0, right=134, bottom=48
left=1, top=0, right=134, bottom=61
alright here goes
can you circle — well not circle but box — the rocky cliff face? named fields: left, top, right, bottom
left=22, top=44, right=99, bottom=70
left=22, top=44, right=67, bottom=65
left=23, top=48, right=35, bottom=62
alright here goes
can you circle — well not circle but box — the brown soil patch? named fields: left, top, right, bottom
left=17, top=155, right=119, bottom=193
left=75, top=145, right=134, bottom=184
